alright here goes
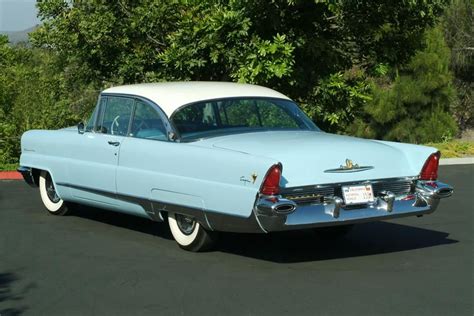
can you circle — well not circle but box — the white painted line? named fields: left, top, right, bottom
left=440, top=157, right=474, bottom=165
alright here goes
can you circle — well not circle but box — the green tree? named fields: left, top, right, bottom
left=348, top=26, right=458, bottom=143
left=443, top=0, right=473, bottom=130
left=0, top=0, right=456, bottom=167
left=0, top=35, right=85, bottom=165
left=30, top=0, right=448, bottom=120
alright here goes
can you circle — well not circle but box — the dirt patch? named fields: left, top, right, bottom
left=460, top=128, right=474, bottom=142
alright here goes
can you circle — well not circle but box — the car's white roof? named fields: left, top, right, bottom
left=102, top=81, right=291, bottom=117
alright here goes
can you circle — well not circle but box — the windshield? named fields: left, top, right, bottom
left=171, top=97, right=319, bottom=140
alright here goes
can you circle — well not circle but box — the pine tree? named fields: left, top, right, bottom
left=349, top=26, right=458, bottom=143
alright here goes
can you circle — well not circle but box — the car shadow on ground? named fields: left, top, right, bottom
left=68, top=204, right=174, bottom=240
left=68, top=205, right=458, bottom=263
left=216, top=222, right=458, bottom=263
left=0, top=272, right=32, bottom=316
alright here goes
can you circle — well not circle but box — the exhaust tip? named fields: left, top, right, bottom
left=435, top=187, right=453, bottom=198
left=274, top=204, right=296, bottom=214
left=416, top=181, right=454, bottom=199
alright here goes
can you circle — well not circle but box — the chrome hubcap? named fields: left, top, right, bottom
left=45, top=173, right=60, bottom=203
left=175, top=214, right=196, bottom=235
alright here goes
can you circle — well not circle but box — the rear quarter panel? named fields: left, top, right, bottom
left=374, top=140, right=438, bottom=175
left=117, top=138, right=278, bottom=218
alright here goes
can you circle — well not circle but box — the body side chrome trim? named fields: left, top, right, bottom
left=54, top=182, right=263, bottom=233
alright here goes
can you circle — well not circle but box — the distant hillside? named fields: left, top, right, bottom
left=1, top=25, right=38, bottom=44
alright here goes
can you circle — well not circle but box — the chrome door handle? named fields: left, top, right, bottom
left=108, top=141, right=120, bottom=146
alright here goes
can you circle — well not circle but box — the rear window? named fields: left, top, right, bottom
left=171, top=98, right=318, bottom=140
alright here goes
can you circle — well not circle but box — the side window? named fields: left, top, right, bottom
left=130, top=99, right=167, bottom=141
left=85, top=97, right=105, bottom=132
left=97, top=96, right=134, bottom=136
left=85, top=107, right=98, bottom=133
left=172, top=102, right=219, bottom=133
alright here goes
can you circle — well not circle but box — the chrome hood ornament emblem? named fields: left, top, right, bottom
left=324, top=159, right=374, bottom=173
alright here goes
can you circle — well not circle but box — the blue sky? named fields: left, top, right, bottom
left=0, top=0, right=40, bottom=31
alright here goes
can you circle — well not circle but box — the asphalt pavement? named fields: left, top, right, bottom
left=0, top=165, right=473, bottom=316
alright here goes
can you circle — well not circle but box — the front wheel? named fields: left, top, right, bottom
left=168, top=213, right=217, bottom=252
left=39, top=170, right=69, bottom=216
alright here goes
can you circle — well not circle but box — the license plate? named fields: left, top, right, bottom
left=342, top=184, right=375, bottom=205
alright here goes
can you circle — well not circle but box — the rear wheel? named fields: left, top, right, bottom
left=313, top=224, right=354, bottom=239
left=39, top=170, right=69, bottom=216
left=168, top=213, right=216, bottom=251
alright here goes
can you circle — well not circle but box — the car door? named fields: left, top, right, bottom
left=67, top=95, right=134, bottom=204
left=115, top=98, right=177, bottom=218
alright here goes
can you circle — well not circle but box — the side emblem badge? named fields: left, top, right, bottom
left=240, top=173, right=258, bottom=184
left=251, top=173, right=258, bottom=184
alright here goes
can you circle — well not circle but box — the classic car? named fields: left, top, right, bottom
left=18, top=82, right=454, bottom=251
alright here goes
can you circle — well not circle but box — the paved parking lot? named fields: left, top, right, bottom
left=0, top=165, right=472, bottom=315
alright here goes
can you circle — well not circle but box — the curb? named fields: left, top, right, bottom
left=0, top=171, right=22, bottom=180
left=439, top=157, right=474, bottom=165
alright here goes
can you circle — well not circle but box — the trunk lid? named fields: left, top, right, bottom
left=198, top=131, right=432, bottom=187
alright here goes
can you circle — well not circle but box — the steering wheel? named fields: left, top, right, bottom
left=111, top=115, right=120, bottom=135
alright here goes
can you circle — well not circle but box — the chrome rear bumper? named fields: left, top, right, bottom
left=254, top=180, right=453, bottom=232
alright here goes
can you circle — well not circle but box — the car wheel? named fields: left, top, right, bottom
left=313, top=224, right=354, bottom=239
left=39, top=170, right=69, bottom=216
left=168, top=213, right=216, bottom=251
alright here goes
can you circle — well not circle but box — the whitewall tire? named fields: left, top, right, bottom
left=168, top=213, right=216, bottom=252
left=39, top=170, right=69, bottom=215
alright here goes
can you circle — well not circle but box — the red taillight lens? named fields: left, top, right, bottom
left=420, top=152, right=440, bottom=180
left=261, top=164, right=282, bottom=196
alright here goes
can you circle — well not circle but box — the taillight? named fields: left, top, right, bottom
left=420, top=152, right=440, bottom=180
left=261, top=164, right=282, bottom=196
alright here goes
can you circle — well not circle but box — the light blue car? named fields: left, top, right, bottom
left=18, top=82, right=454, bottom=251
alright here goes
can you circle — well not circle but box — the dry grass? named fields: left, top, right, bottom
left=426, top=140, right=474, bottom=158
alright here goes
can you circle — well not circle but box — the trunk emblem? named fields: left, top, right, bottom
left=324, top=159, right=374, bottom=173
